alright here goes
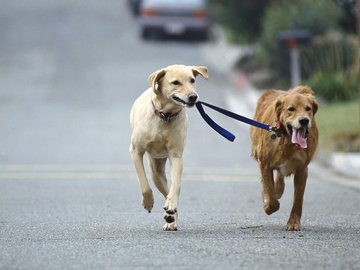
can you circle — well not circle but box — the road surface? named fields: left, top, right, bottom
left=0, top=1, right=359, bottom=269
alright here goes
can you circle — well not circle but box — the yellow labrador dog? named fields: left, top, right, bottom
left=250, top=86, right=318, bottom=231
left=130, top=64, right=208, bottom=231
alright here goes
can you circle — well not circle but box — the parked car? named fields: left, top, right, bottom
left=138, top=0, right=210, bottom=40
left=128, top=0, right=143, bottom=16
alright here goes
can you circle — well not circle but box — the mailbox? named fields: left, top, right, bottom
left=277, top=30, right=311, bottom=87
left=278, top=30, right=312, bottom=47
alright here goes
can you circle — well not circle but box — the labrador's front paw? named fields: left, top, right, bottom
left=163, top=222, right=178, bottom=231
left=163, top=196, right=177, bottom=215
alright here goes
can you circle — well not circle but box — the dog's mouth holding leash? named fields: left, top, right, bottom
left=172, top=95, right=198, bottom=107
left=286, top=125, right=309, bottom=149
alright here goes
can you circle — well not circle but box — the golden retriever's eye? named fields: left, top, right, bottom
left=305, top=106, right=312, bottom=111
left=288, top=107, right=296, bottom=112
left=172, top=80, right=180, bottom=85
left=190, top=78, right=195, bottom=83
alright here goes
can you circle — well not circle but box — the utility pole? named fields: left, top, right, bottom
left=289, top=40, right=301, bottom=87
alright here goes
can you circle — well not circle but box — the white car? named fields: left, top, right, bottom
left=138, top=0, right=210, bottom=40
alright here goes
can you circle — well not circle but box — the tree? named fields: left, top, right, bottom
left=209, top=0, right=272, bottom=43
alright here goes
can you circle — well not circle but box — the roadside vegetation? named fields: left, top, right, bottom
left=209, top=0, right=360, bottom=152
left=317, top=101, right=360, bottom=152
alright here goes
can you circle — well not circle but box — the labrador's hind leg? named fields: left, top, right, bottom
left=148, top=156, right=169, bottom=198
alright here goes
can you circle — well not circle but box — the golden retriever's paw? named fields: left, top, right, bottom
left=263, top=199, right=280, bottom=215
left=286, top=216, right=301, bottom=231
left=142, top=190, right=154, bottom=213
left=163, top=222, right=178, bottom=231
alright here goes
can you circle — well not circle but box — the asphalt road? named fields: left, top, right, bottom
left=0, top=1, right=359, bottom=269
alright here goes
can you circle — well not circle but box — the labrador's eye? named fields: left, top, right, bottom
left=190, top=78, right=195, bottom=83
left=172, top=80, right=180, bottom=85
left=305, top=106, right=312, bottom=111
left=288, top=107, right=296, bottom=112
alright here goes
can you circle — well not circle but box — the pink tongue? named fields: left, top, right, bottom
left=291, top=128, right=307, bottom=148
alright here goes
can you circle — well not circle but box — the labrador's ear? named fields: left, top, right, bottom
left=192, top=66, right=208, bottom=80
left=148, top=68, right=166, bottom=92
left=275, top=96, right=285, bottom=120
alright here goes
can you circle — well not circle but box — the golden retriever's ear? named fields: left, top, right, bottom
left=148, top=69, right=166, bottom=92
left=299, top=86, right=318, bottom=115
left=275, top=96, right=285, bottom=119
left=308, top=95, right=318, bottom=115
left=192, top=66, right=208, bottom=80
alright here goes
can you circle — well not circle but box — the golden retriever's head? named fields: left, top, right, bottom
left=275, top=86, right=318, bottom=148
left=148, top=65, right=208, bottom=107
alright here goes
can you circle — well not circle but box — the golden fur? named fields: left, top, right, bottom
left=250, top=86, right=319, bottom=231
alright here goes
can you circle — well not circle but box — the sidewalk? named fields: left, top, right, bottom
left=317, top=150, right=360, bottom=179
left=202, top=26, right=360, bottom=181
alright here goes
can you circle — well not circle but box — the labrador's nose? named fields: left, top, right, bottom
left=299, top=118, right=309, bottom=127
left=188, top=94, right=198, bottom=104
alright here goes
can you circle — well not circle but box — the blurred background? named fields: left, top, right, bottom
left=0, top=0, right=255, bottom=175
left=205, top=0, right=360, bottom=153
left=0, top=0, right=359, bottom=175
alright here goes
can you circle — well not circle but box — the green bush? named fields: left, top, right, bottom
left=307, top=72, right=358, bottom=102
left=302, top=32, right=357, bottom=76
left=303, top=32, right=359, bottom=102
left=208, top=0, right=271, bottom=43
left=260, top=0, right=342, bottom=83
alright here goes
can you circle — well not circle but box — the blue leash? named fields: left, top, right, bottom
left=195, top=101, right=273, bottom=142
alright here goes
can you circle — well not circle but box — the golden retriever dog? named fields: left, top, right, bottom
left=130, top=64, right=208, bottom=231
left=250, top=86, right=318, bottom=231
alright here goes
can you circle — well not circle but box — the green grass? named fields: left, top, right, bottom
left=316, top=100, right=360, bottom=151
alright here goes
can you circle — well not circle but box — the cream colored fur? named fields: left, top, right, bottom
left=130, top=64, right=208, bottom=231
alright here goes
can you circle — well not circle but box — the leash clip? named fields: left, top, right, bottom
left=269, top=121, right=286, bottom=145
left=269, top=121, right=282, bottom=140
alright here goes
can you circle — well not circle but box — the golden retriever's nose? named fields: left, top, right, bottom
left=188, top=94, right=198, bottom=104
left=299, top=118, right=309, bottom=127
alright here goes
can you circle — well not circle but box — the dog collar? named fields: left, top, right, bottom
left=152, top=101, right=182, bottom=122
left=270, top=120, right=287, bottom=145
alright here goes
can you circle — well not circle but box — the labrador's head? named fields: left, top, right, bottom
left=275, top=86, right=318, bottom=148
left=148, top=65, right=208, bottom=107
